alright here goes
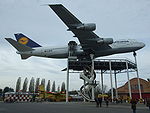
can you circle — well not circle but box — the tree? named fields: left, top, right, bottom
left=0, top=89, right=2, bottom=94
left=41, top=79, right=45, bottom=91
left=95, top=85, right=101, bottom=95
left=51, top=81, right=55, bottom=92
left=29, top=77, right=35, bottom=93
left=103, top=85, right=108, bottom=93
left=57, top=85, right=60, bottom=92
left=16, top=77, right=21, bottom=92
left=61, top=82, right=65, bottom=92
left=9, top=88, right=14, bottom=92
left=0, top=88, right=2, bottom=97
left=3, top=87, right=14, bottom=93
left=94, top=84, right=108, bottom=94
left=35, top=78, right=40, bottom=93
left=22, top=77, right=28, bottom=92
left=46, top=80, right=50, bottom=92
left=108, top=88, right=116, bottom=96
left=3, top=87, right=10, bottom=93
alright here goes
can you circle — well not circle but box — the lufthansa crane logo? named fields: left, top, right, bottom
left=18, top=37, right=29, bottom=45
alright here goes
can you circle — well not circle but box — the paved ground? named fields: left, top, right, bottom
left=0, top=102, right=149, bottom=113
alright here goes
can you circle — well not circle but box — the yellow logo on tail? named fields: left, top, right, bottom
left=18, top=37, right=29, bottom=45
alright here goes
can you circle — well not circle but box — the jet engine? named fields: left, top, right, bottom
left=68, top=41, right=77, bottom=57
left=97, top=38, right=113, bottom=44
left=76, top=23, right=96, bottom=31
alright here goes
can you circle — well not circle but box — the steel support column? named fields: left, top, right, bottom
left=109, top=60, right=114, bottom=102
left=83, top=80, right=86, bottom=102
left=66, top=43, right=71, bottom=102
left=90, top=54, right=95, bottom=101
left=66, top=58, right=69, bottom=102
left=126, top=61, right=132, bottom=99
left=114, top=71, right=118, bottom=99
left=133, top=52, right=142, bottom=99
left=101, top=70, right=104, bottom=94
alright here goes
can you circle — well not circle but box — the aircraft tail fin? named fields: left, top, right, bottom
left=5, top=38, right=33, bottom=52
left=14, top=33, right=42, bottom=48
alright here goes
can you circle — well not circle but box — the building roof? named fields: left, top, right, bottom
left=117, top=78, right=150, bottom=93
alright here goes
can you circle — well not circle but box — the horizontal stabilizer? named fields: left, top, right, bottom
left=5, top=38, right=33, bottom=52
left=61, top=68, right=67, bottom=71
left=21, top=54, right=31, bottom=60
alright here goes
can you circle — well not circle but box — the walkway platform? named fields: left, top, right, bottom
left=68, top=59, right=136, bottom=74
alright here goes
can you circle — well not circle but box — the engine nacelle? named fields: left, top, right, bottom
left=97, top=38, right=113, bottom=44
left=76, top=23, right=96, bottom=31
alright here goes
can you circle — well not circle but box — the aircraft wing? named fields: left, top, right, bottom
left=49, top=4, right=110, bottom=53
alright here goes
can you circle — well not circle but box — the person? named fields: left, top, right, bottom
left=105, top=97, right=109, bottom=107
left=95, top=95, right=99, bottom=107
left=98, top=95, right=102, bottom=107
left=130, top=99, right=138, bottom=113
left=146, top=98, right=150, bottom=110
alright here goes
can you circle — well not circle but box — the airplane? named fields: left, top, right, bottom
left=5, top=4, right=145, bottom=60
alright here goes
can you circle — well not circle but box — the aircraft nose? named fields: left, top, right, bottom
left=140, top=42, right=145, bottom=48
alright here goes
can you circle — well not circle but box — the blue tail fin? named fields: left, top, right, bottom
left=14, top=33, right=42, bottom=48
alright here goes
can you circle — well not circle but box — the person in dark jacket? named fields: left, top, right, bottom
left=95, top=96, right=99, bottom=107
left=105, top=97, right=109, bottom=107
left=130, top=99, right=138, bottom=113
left=95, top=94, right=103, bottom=107
left=146, top=98, right=150, bottom=110
left=98, top=96, right=102, bottom=107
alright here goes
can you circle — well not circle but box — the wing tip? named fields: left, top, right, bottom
left=49, top=4, right=63, bottom=7
left=40, top=4, right=63, bottom=7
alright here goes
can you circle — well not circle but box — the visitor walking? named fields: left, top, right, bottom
left=130, top=99, right=138, bottom=113
left=146, top=98, right=150, bottom=110
left=105, top=97, right=109, bottom=107
left=95, top=95, right=99, bottom=107
left=98, top=95, right=102, bottom=107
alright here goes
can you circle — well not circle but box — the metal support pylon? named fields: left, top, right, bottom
left=90, top=54, right=95, bottom=101
left=109, top=60, right=114, bottom=102
left=66, top=41, right=77, bottom=102
left=114, top=71, right=118, bottom=99
left=133, top=52, right=142, bottom=99
left=66, top=48, right=70, bottom=102
left=126, top=60, right=132, bottom=99
left=101, top=70, right=104, bottom=95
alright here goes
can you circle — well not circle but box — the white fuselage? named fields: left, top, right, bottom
left=17, top=39, right=145, bottom=59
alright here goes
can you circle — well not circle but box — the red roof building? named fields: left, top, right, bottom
left=117, top=78, right=150, bottom=99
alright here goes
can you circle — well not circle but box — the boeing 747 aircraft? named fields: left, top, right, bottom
left=5, top=4, right=145, bottom=60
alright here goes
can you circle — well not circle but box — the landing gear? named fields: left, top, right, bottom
left=133, top=51, right=136, bottom=58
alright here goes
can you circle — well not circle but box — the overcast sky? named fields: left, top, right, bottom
left=0, top=0, right=150, bottom=91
